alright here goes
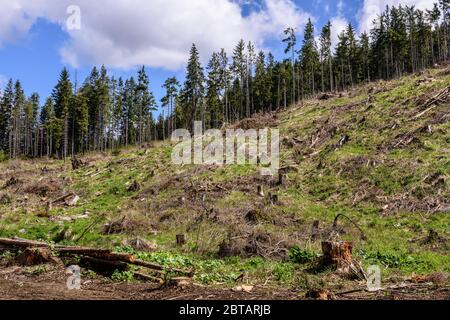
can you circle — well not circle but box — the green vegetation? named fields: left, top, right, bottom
left=0, top=64, right=449, bottom=291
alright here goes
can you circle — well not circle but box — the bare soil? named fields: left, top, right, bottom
left=0, top=265, right=448, bottom=300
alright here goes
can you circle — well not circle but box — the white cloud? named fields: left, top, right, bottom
left=330, top=16, right=348, bottom=50
left=0, top=0, right=312, bottom=70
left=358, top=0, right=436, bottom=34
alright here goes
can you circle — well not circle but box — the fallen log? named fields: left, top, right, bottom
left=0, top=237, right=193, bottom=277
left=0, top=237, right=49, bottom=248
left=52, top=193, right=76, bottom=204
left=134, top=272, right=164, bottom=284
left=132, top=259, right=193, bottom=276
left=56, top=246, right=136, bottom=263
left=80, top=256, right=128, bottom=274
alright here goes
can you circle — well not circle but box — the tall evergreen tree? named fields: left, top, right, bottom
left=52, top=68, right=73, bottom=158
left=180, top=44, right=205, bottom=130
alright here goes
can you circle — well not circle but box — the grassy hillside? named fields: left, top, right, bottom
left=1, top=64, right=449, bottom=291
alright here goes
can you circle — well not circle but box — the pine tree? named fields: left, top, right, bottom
left=0, top=79, right=14, bottom=154
left=52, top=68, right=73, bottom=158
left=283, top=27, right=297, bottom=101
left=161, top=77, right=180, bottom=136
left=319, top=22, right=333, bottom=92
left=206, top=52, right=222, bottom=129
left=135, top=66, right=156, bottom=145
left=24, top=93, right=39, bottom=156
left=232, top=40, right=247, bottom=119
left=300, top=19, right=319, bottom=96
left=218, top=49, right=231, bottom=124
left=180, top=44, right=205, bottom=130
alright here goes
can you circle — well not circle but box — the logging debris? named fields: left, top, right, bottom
left=0, top=237, right=193, bottom=282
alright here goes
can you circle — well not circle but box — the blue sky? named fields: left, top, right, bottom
left=0, top=0, right=434, bottom=114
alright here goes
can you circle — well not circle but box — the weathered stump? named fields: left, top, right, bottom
left=257, top=185, right=264, bottom=197
left=277, top=172, right=286, bottom=186
left=268, top=192, right=279, bottom=205
left=176, top=234, right=187, bottom=246
left=318, top=241, right=365, bottom=279
left=71, top=157, right=85, bottom=170
left=16, top=247, right=54, bottom=266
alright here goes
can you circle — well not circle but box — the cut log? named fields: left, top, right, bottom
left=0, top=237, right=49, bottom=249
left=80, top=256, right=128, bottom=274
left=52, top=192, right=75, bottom=204
left=57, top=247, right=135, bottom=263
left=55, top=246, right=110, bottom=255
left=134, top=272, right=164, bottom=284
left=132, top=259, right=193, bottom=276
left=168, top=277, right=193, bottom=289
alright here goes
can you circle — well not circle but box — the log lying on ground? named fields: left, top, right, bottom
left=57, top=247, right=135, bottom=263
left=0, top=237, right=50, bottom=248
left=132, top=259, right=193, bottom=277
left=0, top=237, right=193, bottom=277
left=52, top=193, right=76, bottom=204
left=80, top=256, right=129, bottom=274
left=134, top=272, right=164, bottom=284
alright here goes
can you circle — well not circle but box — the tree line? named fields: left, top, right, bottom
left=0, top=2, right=449, bottom=159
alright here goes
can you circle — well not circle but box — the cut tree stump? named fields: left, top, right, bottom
left=268, top=192, right=279, bottom=205
left=176, top=234, right=187, bottom=246
left=277, top=172, right=286, bottom=186
left=257, top=185, right=264, bottom=197
left=318, top=241, right=366, bottom=280
left=15, top=247, right=54, bottom=266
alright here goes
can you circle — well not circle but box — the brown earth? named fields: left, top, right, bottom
left=0, top=264, right=448, bottom=300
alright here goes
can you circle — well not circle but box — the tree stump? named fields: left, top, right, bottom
left=257, top=185, right=264, bottom=197
left=268, top=192, right=279, bottom=205
left=176, top=234, right=187, bottom=246
left=15, top=247, right=54, bottom=266
left=319, top=241, right=365, bottom=279
left=277, top=172, right=286, bottom=186
left=71, top=157, right=85, bottom=170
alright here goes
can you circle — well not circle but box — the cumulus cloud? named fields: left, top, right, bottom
left=0, top=0, right=312, bottom=70
left=330, top=16, right=348, bottom=50
left=358, top=0, right=436, bottom=33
